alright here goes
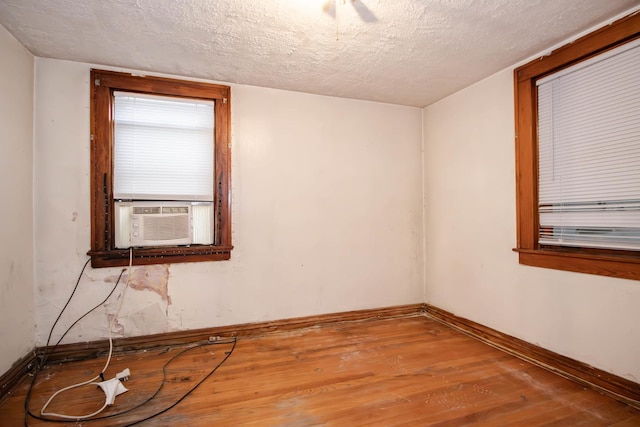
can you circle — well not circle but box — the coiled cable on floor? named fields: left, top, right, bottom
left=39, top=249, right=133, bottom=420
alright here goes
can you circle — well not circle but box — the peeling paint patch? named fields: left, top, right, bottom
left=103, top=273, right=126, bottom=284
left=71, top=211, right=78, bottom=222
left=128, top=265, right=171, bottom=304
left=107, top=313, right=125, bottom=335
left=167, top=307, right=184, bottom=331
left=129, top=303, right=169, bottom=335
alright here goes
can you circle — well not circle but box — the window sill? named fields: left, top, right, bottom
left=88, top=245, right=233, bottom=268
left=513, top=248, right=640, bottom=281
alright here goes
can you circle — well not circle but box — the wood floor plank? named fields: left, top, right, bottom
left=0, top=315, right=638, bottom=426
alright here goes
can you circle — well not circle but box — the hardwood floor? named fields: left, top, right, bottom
left=1, top=315, right=638, bottom=426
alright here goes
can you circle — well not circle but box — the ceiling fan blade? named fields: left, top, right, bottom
left=323, top=0, right=336, bottom=18
left=352, top=0, right=377, bottom=23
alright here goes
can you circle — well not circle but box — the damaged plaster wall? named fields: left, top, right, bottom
left=102, top=265, right=172, bottom=337
left=33, top=58, right=424, bottom=345
left=0, top=24, right=35, bottom=376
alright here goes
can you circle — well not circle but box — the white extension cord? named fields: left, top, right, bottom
left=40, top=249, right=134, bottom=420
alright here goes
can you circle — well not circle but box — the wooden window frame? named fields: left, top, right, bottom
left=513, top=12, right=640, bottom=281
left=89, top=70, right=232, bottom=268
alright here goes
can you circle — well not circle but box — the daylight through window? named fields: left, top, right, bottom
left=513, top=12, right=640, bottom=280
left=89, top=70, right=232, bottom=268
left=536, top=38, right=640, bottom=251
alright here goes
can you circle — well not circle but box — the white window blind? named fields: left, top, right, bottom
left=113, top=91, right=215, bottom=201
left=536, top=38, right=640, bottom=251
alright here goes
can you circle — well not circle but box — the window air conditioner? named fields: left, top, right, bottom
left=115, top=201, right=192, bottom=248
left=115, top=201, right=214, bottom=249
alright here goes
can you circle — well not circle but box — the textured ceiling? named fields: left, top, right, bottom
left=0, top=0, right=638, bottom=107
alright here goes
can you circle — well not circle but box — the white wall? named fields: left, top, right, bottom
left=422, top=68, right=640, bottom=382
left=33, top=58, right=424, bottom=345
left=0, top=25, right=35, bottom=376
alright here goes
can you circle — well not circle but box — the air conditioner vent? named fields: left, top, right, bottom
left=142, top=214, right=190, bottom=241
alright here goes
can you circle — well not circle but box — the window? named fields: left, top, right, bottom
left=513, top=12, right=640, bottom=281
left=89, top=70, right=232, bottom=267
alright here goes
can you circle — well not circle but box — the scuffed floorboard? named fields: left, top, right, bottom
left=1, top=316, right=639, bottom=426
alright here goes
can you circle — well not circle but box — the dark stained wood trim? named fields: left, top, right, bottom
left=38, top=304, right=424, bottom=363
left=90, top=70, right=111, bottom=255
left=12, top=303, right=638, bottom=410
left=87, top=245, right=233, bottom=268
left=515, top=248, right=640, bottom=281
left=7, top=314, right=638, bottom=425
left=89, top=69, right=232, bottom=268
left=0, top=350, right=36, bottom=403
left=513, top=77, right=537, bottom=250
left=513, top=11, right=640, bottom=280
left=515, top=12, right=640, bottom=82
left=95, top=70, right=230, bottom=99
left=214, top=92, right=232, bottom=247
left=5, top=305, right=421, bottom=403
left=424, top=304, right=640, bottom=409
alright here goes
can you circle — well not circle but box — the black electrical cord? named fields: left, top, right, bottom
left=26, top=338, right=237, bottom=425
left=124, top=337, right=237, bottom=426
left=49, top=269, right=125, bottom=355
left=23, top=257, right=238, bottom=425
left=44, top=258, right=91, bottom=348
left=24, top=263, right=125, bottom=426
